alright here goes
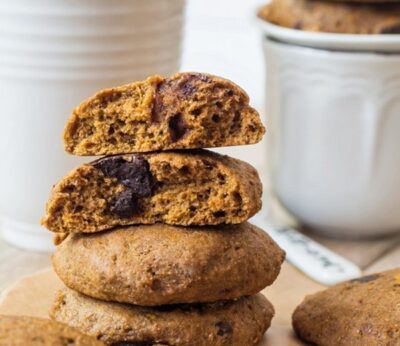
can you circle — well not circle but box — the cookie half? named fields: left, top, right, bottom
left=50, top=288, right=274, bottom=346
left=52, top=223, right=285, bottom=306
left=0, top=315, right=103, bottom=346
left=293, top=269, right=400, bottom=346
left=259, top=0, right=400, bottom=34
left=42, top=150, right=262, bottom=233
left=63, top=72, right=265, bottom=156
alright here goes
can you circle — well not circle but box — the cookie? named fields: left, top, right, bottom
left=52, top=222, right=285, bottom=306
left=0, top=315, right=104, bottom=346
left=259, top=0, right=400, bottom=34
left=293, top=269, right=400, bottom=346
left=42, top=150, right=262, bottom=233
left=50, top=287, right=274, bottom=346
left=324, top=0, right=400, bottom=3
left=63, top=72, right=265, bottom=156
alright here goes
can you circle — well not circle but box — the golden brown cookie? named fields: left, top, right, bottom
left=52, top=223, right=285, bottom=306
left=63, top=72, right=265, bottom=156
left=325, top=0, right=400, bottom=3
left=259, top=0, right=400, bottom=34
left=0, top=315, right=104, bottom=346
left=293, top=269, right=400, bottom=346
left=50, top=288, right=274, bottom=346
left=42, top=150, right=262, bottom=233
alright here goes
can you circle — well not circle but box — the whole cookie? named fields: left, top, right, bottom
left=50, top=288, right=274, bottom=346
left=259, top=0, right=400, bottom=34
left=0, top=315, right=104, bottom=346
left=64, top=72, right=265, bottom=156
left=324, top=0, right=400, bottom=3
left=42, top=150, right=262, bottom=233
left=293, top=269, right=400, bottom=346
left=52, top=223, right=284, bottom=306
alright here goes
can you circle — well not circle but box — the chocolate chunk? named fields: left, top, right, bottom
left=381, top=24, right=400, bottom=34
left=215, top=321, right=233, bottom=336
left=168, top=113, right=188, bottom=142
left=151, top=73, right=211, bottom=123
left=111, top=190, right=139, bottom=218
left=94, top=156, right=153, bottom=198
left=93, top=155, right=154, bottom=218
left=351, top=274, right=380, bottom=284
left=177, top=73, right=210, bottom=97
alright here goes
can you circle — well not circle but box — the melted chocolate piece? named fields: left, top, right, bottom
left=111, top=190, right=139, bottom=219
left=168, top=113, right=188, bottom=142
left=215, top=321, right=233, bottom=336
left=151, top=73, right=211, bottom=123
left=93, top=155, right=154, bottom=218
left=351, top=274, right=380, bottom=284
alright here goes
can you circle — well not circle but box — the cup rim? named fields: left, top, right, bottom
left=255, top=15, right=400, bottom=53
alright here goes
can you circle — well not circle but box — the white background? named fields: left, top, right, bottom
left=181, top=0, right=267, bottom=171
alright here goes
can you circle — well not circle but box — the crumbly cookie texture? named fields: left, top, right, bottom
left=52, top=223, right=285, bottom=306
left=259, top=0, right=400, bottom=34
left=42, top=150, right=262, bottom=233
left=293, top=269, right=400, bottom=346
left=50, top=288, right=274, bottom=346
left=0, top=315, right=104, bottom=346
left=63, top=72, right=265, bottom=155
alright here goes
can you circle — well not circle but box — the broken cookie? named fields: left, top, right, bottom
left=63, top=72, right=265, bottom=155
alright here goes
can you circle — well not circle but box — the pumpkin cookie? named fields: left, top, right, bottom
left=63, top=72, right=265, bottom=156
left=50, top=288, right=274, bottom=346
left=0, top=315, right=103, bottom=346
left=52, top=223, right=285, bottom=306
left=42, top=150, right=262, bottom=233
left=259, top=0, right=400, bottom=34
left=293, top=269, right=400, bottom=346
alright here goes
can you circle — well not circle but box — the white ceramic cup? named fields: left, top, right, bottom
left=260, top=23, right=400, bottom=238
left=0, top=0, right=185, bottom=252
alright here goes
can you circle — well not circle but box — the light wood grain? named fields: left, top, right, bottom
left=0, top=237, right=50, bottom=292
left=0, top=264, right=322, bottom=346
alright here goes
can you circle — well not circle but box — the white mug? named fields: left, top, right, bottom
left=0, top=0, right=185, bottom=252
left=262, top=35, right=400, bottom=238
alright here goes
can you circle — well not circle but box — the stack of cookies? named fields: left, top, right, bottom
left=259, top=0, right=400, bottom=34
left=42, top=72, right=285, bottom=346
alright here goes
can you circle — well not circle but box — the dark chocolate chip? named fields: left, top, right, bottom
left=151, top=73, right=211, bottom=123
left=93, top=156, right=126, bottom=178
left=168, top=113, right=188, bottom=142
left=94, top=156, right=153, bottom=198
left=215, top=321, right=233, bottom=337
left=381, top=24, right=400, bottom=34
left=93, top=155, right=154, bottom=218
left=180, top=80, right=198, bottom=97
left=111, top=190, right=139, bottom=219
left=351, top=274, right=380, bottom=284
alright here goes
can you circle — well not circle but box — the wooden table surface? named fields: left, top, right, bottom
left=0, top=237, right=50, bottom=292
